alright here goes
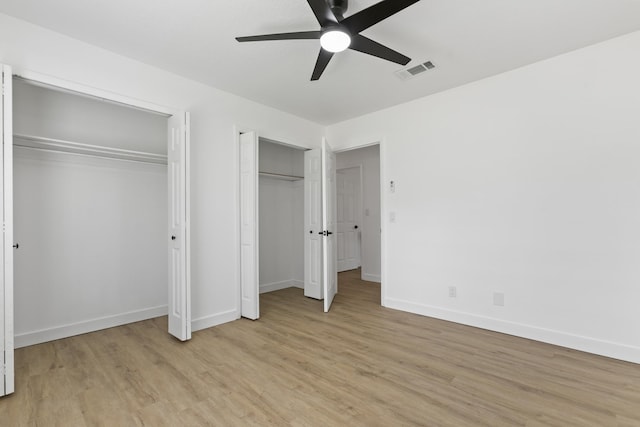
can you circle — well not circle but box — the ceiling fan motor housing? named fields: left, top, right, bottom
left=327, top=0, right=348, bottom=20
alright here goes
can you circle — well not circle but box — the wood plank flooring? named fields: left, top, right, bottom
left=1, top=268, right=640, bottom=426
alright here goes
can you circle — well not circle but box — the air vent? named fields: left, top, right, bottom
left=395, top=61, right=436, bottom=81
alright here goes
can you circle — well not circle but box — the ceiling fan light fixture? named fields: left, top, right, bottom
left=320, top=30, right=351, bottom=53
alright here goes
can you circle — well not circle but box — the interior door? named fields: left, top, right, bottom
left=322, top=138, right=337, bottom=312
left=168, top=112, right=192, bottom=341
left=304, top=148, right=322, bottom=299
left=239, top=131, right=259, bottom=319
left=1, top=64, right=14, bottom=396
left=337, top=167, right=361, bottom=272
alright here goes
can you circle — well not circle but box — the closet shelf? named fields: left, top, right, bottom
left=13, top=134, right=168, bottom=165
left=259, top=171, right=304, bottom=181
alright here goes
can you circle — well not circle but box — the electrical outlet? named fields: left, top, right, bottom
left=493, top=292, right=505, bottom=307
left=448, top=286, right=457, bottom=298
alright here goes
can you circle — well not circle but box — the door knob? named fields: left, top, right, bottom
left=354, top=225, right=358, bottom=229
left=13, top=243, right=19, bottom=249
left=171, top=236, right=176, bottom=240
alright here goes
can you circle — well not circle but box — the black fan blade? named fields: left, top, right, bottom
left=342, top=0, right=421, bottom=34
left=307, top=0, right=338, bottom=26
left=349, top=34, right=410, bottom=65
left=236, top=31, right=321, bottom=42
left=311, top=48, right=335, bottom=81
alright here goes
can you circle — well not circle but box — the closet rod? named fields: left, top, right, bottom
left=258, top=171, right=304, bottom=181
left=14, top=134, right=168, bottom=165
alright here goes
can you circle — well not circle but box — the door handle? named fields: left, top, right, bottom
left=13, top=243, right=19, bottom=249
left=319, top=230, right=333, bottom=236
left=354, top=225, right=358, bottom=229
left=171, top=236, right=176, bottom=240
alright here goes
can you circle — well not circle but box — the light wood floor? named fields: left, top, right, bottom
left=2, top=269, right=639, bottom=426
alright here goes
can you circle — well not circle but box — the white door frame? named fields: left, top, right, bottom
left=334, top=140, right=386, bottom=306
left=8, top=69, right=192, bottom=339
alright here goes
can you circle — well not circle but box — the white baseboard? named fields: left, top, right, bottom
left=292, top=280, right=304, bottom=289
left=192, top=309, right=239, bottom=332
left=384, top=297, right=640, bottom=364
left=260, top=280, right=302, bottom=294
left=15, top=305, right=168, bottom=348
left=361, top=273, right=381, bottom=283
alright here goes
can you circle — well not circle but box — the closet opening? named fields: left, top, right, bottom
left=258, top=138, right=306, bottom=300
left=238, top=131, right=328, bottom=319
left=11, top=75, right=191, bottom=348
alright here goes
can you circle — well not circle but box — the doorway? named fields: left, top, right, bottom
left=335, top=144, right=381, bottom=285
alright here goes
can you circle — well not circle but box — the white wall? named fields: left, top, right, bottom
left=258, top=140, right=304, bottom=293
left=327, top=31, right=640, bottom=363
left=336, top=145, right=381, bottom=282
left=0, top=13, right=323, bottom=333
left=12, top=80, right=168, bottom=347
left=13, top=150, right=167, bottom=347
left=13, top=78, right=167, bottom=153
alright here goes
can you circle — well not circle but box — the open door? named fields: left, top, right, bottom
left=239, top=131, right=259, bottom=319
left=304, top=148, right=323, bottom=299
left=1, top=64, right=14, bottom=396
left=322, top=138, right=337, bottom=312
left=168, top=112, right=191, bottom=341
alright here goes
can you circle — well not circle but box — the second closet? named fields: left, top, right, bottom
left=258, top=139, right=305, bottom=294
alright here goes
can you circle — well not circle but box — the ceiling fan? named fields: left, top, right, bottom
left=236, top=0, right=421, bottom=81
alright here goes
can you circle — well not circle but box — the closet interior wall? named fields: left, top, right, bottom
left=258, top=139, right=305, bottom=293
left=13, top=78, right=168, bottom=347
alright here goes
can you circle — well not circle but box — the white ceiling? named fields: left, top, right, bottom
left=1, top=0, right=639, bottom=125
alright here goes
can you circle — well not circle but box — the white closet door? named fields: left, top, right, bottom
left=322, top=138, right=337, bottom=312
left=1, top=64, right=14, bottom=396
left=168, top=112, right=192, bottom=341
left=239, top=131, right=259, bottom=319
left=304, top=148, right=322, bottom=299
